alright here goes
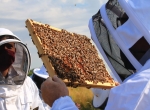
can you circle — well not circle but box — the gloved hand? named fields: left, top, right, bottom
left=41, top=75, right=69, bottom=107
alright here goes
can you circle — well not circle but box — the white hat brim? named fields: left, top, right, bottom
left=33, top=68, right=49, bottom=79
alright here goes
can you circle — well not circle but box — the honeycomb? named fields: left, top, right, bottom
left=26, top=19, right=115, bottom=88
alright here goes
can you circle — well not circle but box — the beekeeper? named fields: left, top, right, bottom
left=41, top=0, right=150, bottom=110
left=88, top=0, right=150, bottom=109
left=32, top=65, right=50, bottom=110
left=32, top=65, right=49, bottom=90
left=0, top=28, right=48, bottom=110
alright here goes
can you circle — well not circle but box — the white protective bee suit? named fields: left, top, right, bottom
left=50, top=0, right=150, bottom=110
left=0, top=28, right=49, bottom=110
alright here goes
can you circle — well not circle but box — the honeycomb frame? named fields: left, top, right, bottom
left=25, top=19, right=116, bottom=89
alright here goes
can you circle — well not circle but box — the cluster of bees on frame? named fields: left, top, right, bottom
left=31, top=22, right=114, bottom=85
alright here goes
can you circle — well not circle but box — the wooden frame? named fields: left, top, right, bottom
left=25, top=19, right=116, bottom=89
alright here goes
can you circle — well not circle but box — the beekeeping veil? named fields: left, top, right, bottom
left=0, top=28, right=31, bottom=85
left=89, top=0, right=150, bottom=108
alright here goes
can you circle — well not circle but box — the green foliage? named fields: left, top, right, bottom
left=28, top=69, right=33, bottom=76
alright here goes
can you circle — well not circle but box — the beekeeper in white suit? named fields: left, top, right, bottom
left=41, top=0, right=150, bottom=110
left=89, top=0, right=150, bottom=109
left=0, top=28, right=48, bottom=110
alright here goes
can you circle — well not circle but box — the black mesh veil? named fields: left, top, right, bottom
left=0, top=40, right=31, bottom=85
left=92, top=0, right=135, bottom=81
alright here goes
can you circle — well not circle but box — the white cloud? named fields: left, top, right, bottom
left=61, top=0, right=67, bottom=3
left=0, top=0, right=11, bottom=2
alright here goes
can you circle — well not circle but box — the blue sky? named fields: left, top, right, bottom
left=0, top=0, right=107, bottom=69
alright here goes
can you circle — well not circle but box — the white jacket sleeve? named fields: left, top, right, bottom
left=51, top=96, right=78, bottom=110
left=105, top=69, right=150, bottom=110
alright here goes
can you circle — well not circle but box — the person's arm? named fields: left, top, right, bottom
left=105, top=77, right=150, bottom=110
left=51, top=96, right=78, bottom=110
left=41, top=75, right=78, bottom=110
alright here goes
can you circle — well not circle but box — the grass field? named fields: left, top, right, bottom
left=68, top=87, right=101, bottom=110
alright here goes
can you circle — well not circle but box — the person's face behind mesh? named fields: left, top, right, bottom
left=0, top=35, right=16, bottom=72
